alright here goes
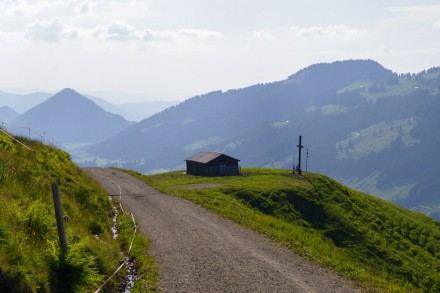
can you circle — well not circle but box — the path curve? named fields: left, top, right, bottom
left=85, top=168, right=362, bottom=293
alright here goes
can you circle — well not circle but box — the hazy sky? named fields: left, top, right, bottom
left=1, top=0, right=439, bottom=103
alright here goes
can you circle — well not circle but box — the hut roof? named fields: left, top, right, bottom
left=185, top=152, right=240, bottom=164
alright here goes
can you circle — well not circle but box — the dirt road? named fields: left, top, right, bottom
left=85, top=168, right=362, bottom=293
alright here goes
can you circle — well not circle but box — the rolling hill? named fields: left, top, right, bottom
left=137, top=168, right=440, bottom=292
left=86, top=60, right=440, bottom=219
left=12, top=88, right=132, bottom=144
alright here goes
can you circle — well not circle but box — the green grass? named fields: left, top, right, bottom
left=130, top=168, right=440, bottom=292
left=338, top=74, right=439, bottom=102
left=335, top=118, right=418, bottom=163
left=361, top=78, right=421, bottom=101
left=342, top=172, right=415, bottom=202
left=336, top=80, right=373, bottom=95
left=0, top=131, right=157, bottom=292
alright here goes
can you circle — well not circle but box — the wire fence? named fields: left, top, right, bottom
left=1, top=120, right=140, bottom=290
left=0, top=128, right=34, bottom=152
left=0, top=120, right=61, bottom=148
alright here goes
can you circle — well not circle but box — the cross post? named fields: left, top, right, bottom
left=297, top=135, right=304, bottom=175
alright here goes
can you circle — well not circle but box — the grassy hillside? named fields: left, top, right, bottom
left=84, top=61, right=440, bottom=221
left=132, top=168, right=440, bottom=292
left=0, top=131, right=157, bottom=292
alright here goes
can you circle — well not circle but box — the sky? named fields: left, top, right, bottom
left=1, top=0, right=440, bottom=103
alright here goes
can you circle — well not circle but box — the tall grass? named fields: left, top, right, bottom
left=0, top=132, right=157, bottom=291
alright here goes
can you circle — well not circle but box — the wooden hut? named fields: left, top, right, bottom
left=185, top=152, right=240, bottom=176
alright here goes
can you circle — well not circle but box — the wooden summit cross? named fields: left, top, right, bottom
left=297, top=135, right=304, bottom=175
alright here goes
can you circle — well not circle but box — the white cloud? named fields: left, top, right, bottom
left=1, top=1, right=221, bottom=44
left=142, top=29, right=174, bottom=42
left=92, top=21, right=141, bottom=41
left=2, top=1, right=439, bottom=104
left=390, top=5, right=440, bottom=16
left=382, top=5, right=440, bottom=30
left=251, top=30, right=275, bottom=40
left=75, top=0, right=94, bottom=15
left=0, top=0, right=63, bottom=16
left=143, top=28, right=222, bottom=42
left=374, top=46, right=393, bottom=55
left=25, top=17, right=78, bottom=42
left=295, top=24, right=367, bottom=38
left=105, top=21, right=141, bottom=41
left=73, top=0, right=152, bottom=20
left=0, top=0, right=150, bottom=19
left=176, top=29, right=222, bottom=39
left=92, top=22, right=222, bottom=42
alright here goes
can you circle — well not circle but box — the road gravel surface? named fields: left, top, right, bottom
left=85, top=168, right=362, bottom=293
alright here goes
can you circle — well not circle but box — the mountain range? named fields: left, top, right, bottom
left=85, top=95, right=178, bottom=122
left=12, top=88, right=132, bottom=144
left=0, top=90, right=178, bottom=122
left=0, top=90, right=51, bottom=113
left=1, top=60, right=438, bottom=219
left=84, top=60, right=440, bottom=219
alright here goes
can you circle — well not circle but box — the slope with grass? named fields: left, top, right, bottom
left=86, top=61, right=440, bottom=220
left=134, top=168, right=440, bottom=292
left=0, top=131, right=157, bottom=292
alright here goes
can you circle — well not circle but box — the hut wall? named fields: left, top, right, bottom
left=186, top=154, right=240, bottom=176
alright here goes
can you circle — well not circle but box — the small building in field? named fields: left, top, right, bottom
left=185, top=152, right=240, bottom=176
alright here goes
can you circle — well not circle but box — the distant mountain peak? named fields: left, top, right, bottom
left=52, top=88, right=84, bottom=100
left=287, top=59, right=395, bottom=84
left=12, top=88, right=131, bottom=143
left=44, top=88, right=103, bottom=110
left=58, top=88, right=77, bottom=95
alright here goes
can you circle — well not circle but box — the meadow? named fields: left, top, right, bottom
left=133, top=168, right=440, bottom=292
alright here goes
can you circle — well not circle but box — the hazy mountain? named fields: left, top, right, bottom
left=13, top=88, right=131, bottom=144
left=84, top=94, right=132, bottom=120
left=85, top=95, right=178, bottom=121
left=116, top=101, right=179, bottom=121
left=0, top=91, right=52, bottom=113
left=86, top=60, right=440, bottom=218
left=0, top=106, right=19, bottom=123
left=1, top=89, right=177, bottom=123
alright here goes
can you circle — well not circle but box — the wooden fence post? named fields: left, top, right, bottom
left=51, top=182, right=68, bottom=253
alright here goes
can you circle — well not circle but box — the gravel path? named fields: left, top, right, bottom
left=85, top=168, right=362, bottom=293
